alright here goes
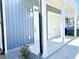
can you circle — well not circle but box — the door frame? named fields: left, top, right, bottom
left=33, top=5, right=43, bottom=56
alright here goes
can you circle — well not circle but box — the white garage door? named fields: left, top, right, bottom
left=48, top=11, right=61, bottom=40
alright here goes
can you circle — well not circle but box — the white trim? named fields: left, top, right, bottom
left=61, top=0, right=65, bottom=43
left=2, top=0, right=7, bottom=54
left=40, top=0, right=48, bottom=58
left=74, top=1, right=77, bottom=37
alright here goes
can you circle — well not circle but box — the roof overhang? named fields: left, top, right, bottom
left=47, top=0, right=76, bottom=17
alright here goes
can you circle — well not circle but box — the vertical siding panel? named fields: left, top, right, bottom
left=4, top=0, right=34, bottom=50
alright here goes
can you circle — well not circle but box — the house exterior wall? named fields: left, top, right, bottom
left=4, top=0, right=34, bottom=50
left=0, top=24, right=2, bottom=49
left=2, top=0, right=61, bottom=51
left=0, top=5, right=3, bottom=49
left=0, top=18, right=2, bottom=49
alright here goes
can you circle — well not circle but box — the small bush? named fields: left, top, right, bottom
left=20, top=46, right=30, bottom=59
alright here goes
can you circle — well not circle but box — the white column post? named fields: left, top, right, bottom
left=74, top=1, right=77, bottom=37
left=39, top=0, right=48, bottom=58
left=2, top=0, right=7, bottom=54
left=61, top=0, right=65, bottom=43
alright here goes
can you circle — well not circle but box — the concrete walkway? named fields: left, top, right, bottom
left=0, top=47, right=42, bottom=59
left=0, top=53, right=42, bottom=59
left=47, top=38, right=79, bottom=59
left=0, top=37, right=79, bottom=59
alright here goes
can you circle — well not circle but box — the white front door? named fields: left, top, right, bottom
left=30, top=6, right=40, bottom=55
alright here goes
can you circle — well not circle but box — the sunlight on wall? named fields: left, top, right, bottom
left=74, top=52, right=79, bottom=59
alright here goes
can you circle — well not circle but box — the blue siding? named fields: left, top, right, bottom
left=4, top=0, right=34, bottom=50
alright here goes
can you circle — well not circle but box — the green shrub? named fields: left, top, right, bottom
left=20, top=46, right=30, bottom=59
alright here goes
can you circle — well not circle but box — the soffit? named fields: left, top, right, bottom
left=47, top=0, right=75, bottom=15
